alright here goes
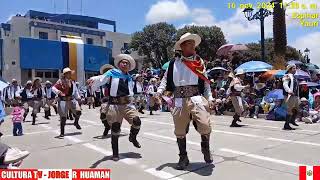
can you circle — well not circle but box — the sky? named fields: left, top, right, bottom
left=0, top=0, right=319, bottom=64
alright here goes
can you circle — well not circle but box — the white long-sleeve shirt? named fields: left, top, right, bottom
left=89, top=74, right=134, bottom=97
left=157, top=57, right=213, bottom=101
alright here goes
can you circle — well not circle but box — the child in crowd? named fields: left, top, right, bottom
left=299, top=97, right=312, bottom=123
left=11, top=102, right=25, bottom=136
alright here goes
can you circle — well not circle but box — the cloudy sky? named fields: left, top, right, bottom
left=0, top=0, right=319, bottom=63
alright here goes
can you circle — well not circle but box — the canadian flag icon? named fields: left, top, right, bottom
left=300, top=166, right=320, bottom=180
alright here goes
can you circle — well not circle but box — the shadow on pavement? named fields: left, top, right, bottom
left=35, top=122, right=50, bottom=125
left=156, top=162, right=215, bottom=176
left=89, top=152, right=142, bottom=168
left=93, top=133, right=127, bottom=140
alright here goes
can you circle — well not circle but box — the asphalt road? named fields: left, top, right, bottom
left=1, top=106, right=320, bottom=180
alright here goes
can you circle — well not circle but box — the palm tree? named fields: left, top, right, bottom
left=273, top=0, right=287, bottom=69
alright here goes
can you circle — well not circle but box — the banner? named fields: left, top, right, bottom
left=0, top=169, right=110, bottom=180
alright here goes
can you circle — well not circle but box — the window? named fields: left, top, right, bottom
left=45, top=72, right=52, bottom=78
left=39, top=32, right=48, bottom=39
left=28, top=70, right=32, bottom=78
left=86, top=38, right=93, bottom=44
left=53, top=71, right=59, bottom=78
left=106, top=40, right=113, bottom=49
left=36, top=71, right=43, bottom=77
left=123, top=43, right=129, bottom=49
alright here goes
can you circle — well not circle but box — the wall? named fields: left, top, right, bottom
left=33, top=27, right=58, bottom=40
left=83, top=34, right=102, bottom=46
left=2, top=16, right=29, bottom=83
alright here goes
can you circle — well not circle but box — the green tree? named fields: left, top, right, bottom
left=273, top=0, right=287, bottom=69
left=130, top=22, right=176, bottom=68
left=237, top=38, right=302, bottom=66
left=177, top=25, right=227, bottom=61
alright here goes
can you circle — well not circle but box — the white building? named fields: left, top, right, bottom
left=0, top=10, right=142, bottom=85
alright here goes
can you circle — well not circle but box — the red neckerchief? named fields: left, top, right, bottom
left=181, top=55, right=211, bottom=83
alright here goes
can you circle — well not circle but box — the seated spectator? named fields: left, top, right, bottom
left=266, top=99, right=286, bottom=121
left=299, top=97, right=313, bottom=123
left=214, top=99, right=225, bottom=115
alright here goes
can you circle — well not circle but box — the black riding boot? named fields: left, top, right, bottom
left=74, top=117, right=81, bottom=130
left=138, top=106, right=145, bottom=114
left=31, top=113, right=36, bottom=125
left=201, top=135, right=213, bottom=164
left=283, top=115, right=294, bottom=130
left=176, top=137, right=189, bottom=170
left=230, top=114, right=242, bottom=127
left=112, top=135, right=119, bottom=161
left=69, top=111, right=74, bottom=120
left=102, top=120, right=110, bottom=137
left=44, top=110, right=50, bottom=120
left=53, top=106, right=58, bottom=115
left=291, top=111, right=299, bottom=126
left=129, top=128, right=141, bottom=148
left=60, top=117, right=66, bottom=137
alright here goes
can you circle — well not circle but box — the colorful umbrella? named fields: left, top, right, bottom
left=274, top=70, right=310, bottom=79
left=235, top=61, right=272, bottom=73
left=306, top=82, right=320, bottom=87
left=217, top=44, right=248, bottom=56
left=287, top=60, right=303, bottom=65
left=0, top=77, right=8, bottom=91
left=162, top=61, right=170, bottom=70
left=260, top=70, right=281, bottom=80
left=305, top=63, right=319, bottom=70
left=266, top=89, right=284, bottom=100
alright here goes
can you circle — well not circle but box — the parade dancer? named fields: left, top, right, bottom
left=133, top=74, right=145, bottom=114
left=18, top=81, right=33, bottom=122
left=8, top=79, right=22, bottom=106
left=44, top=81, right=57, bottom=119
left=283, top=64, right=299, bottom=130
left=86, top=86, right=96, bottom=109
left=229, top=69, right=249, bottom=127
left=88, top=54, right=142, bottom=161
left=157, top=33, right=214, bottom=170
left=147, top=78, right=159, bottom=115
left=52, top=68, right=82, bottom=138
left=98, top=64, right=114, bottom=137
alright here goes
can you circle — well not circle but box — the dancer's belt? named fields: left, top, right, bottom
left=109, top=96, right=131, bottom=105
left=59, top=96, right=72, bottom=101
left=32, top=97, right=42, bottom=101
left=174, top=85, right=200, bottom=98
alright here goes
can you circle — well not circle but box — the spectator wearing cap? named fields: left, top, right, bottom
left=282, top=64, right=299, bottom=130
left=52, top=67, right=82, bottom=138
left=299, top=81, right=309, bottom=100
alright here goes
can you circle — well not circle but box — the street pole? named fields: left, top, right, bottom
left=260, top=9, right=266, bottom=61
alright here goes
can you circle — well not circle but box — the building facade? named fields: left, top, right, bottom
left=0, top=10, right=142, bottom=85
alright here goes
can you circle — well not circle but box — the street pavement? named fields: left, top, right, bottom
left=1, top=106, right=320, bottom=180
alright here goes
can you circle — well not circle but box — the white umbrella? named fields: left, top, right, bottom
left=217, top=44, right=249, bottom=56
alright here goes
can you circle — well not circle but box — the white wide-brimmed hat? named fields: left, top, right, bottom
left=301, top=97, right=308, bottom=102
left=174, top=32, right=201, bottom=51
left=100, top=64, right=114, bottom=75
left=236, top=69, right=246, bottom=76
left=114, top=54, right=136, bottom=71
left=63, top=67, right=74, bottom=74
left=45, top=81, right=52, bottom=85
left=286, top=64, right=296, bottom=71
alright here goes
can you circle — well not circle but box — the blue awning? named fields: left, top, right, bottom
left=20, top=38, right=63, bottom=69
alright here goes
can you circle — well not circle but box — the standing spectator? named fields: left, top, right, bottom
left=11, top=103, right=24, bottom=136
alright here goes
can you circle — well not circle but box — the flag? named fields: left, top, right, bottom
left=300, top=166, right=320, bottom=180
